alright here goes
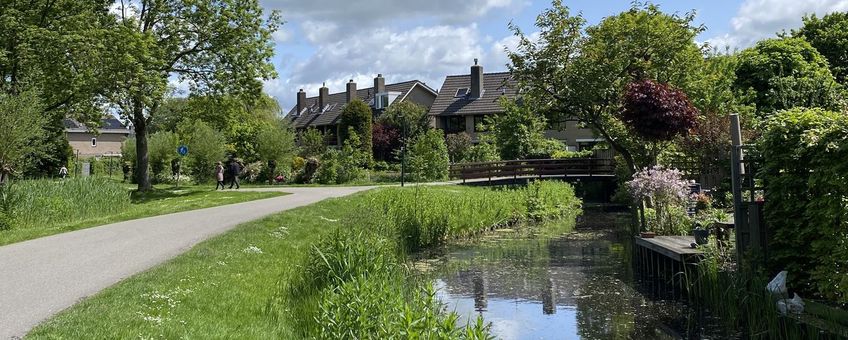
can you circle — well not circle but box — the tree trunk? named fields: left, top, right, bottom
left=133, top=102, right=152, bottom=192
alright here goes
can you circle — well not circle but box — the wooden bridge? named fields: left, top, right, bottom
left=449, top=158, right=615, bottom=182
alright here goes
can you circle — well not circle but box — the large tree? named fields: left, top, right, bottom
left=507, top=2, right=705, bottom=174
left=793, top=12, right=848, bottom=85
left=735, top=37, right=843, bottom=117
left=104, top=0, right=281, bottom=191
left=0, top=90, right=45, bottom=184
left=0, top=1, right=113, bottom=176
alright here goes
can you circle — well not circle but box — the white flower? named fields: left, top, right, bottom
left=243, top=245, right=264, bottom=254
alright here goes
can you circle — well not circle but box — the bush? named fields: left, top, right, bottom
left=488, top=98, right=549, bottom=160
left=180, top=120, right=226, bottom=183
left=445, top=132, right=473, bottom=163
left=298, top=128, right=326, bottom=158
left=148, top=132, right=180, bottom=182
left=627, top=166, right=691, bottom=235
left=407, top=129, right=449, bottom=182
left=551, top=149, right=594, bottom=159
left=759, top=107, right=848, bottom=302
left=465, top=135, right=500, bottom=163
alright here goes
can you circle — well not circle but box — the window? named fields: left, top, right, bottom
left=454, top=88, right=469, bottom=97
left=380, top=95, right=389, bottom=109
left=444, top=116, right=466, bottom=134
left=91, top=138, right=97, bottom=147
left=473, top=115, right=489, bottom=132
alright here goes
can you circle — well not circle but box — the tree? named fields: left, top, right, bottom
left=735, top=37, right=844, bottom=117
left=487, top=99, right=550, bottom=160
left=255, top=120, right=297, bottom=174
left=339, top=99, right=373, bottom=164
left=408, top=129, right=450, bottom=182
left=372, top=122, right=401, bottom=162
left=0, top=1, right=113, bottom=176
left=380, top=101, right=430, bottom=142
left=180, top=120, right=226, bottom=183
left=299, top=128, right=327, bottom=158
left=620, top=79, right=699, bottom=141
left=793, top=12, right=848, bottom=85
left=0, top=90, right=46, bottom=184
left=507, top=1, right=705, bottom=174
left=148, top=131, right=180, bottom=181
left=104, top=0, right=281, bottom=191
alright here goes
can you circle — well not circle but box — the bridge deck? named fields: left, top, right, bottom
left=635, top=236, right=703, bottom=263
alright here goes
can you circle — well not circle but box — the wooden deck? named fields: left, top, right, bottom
left=634, top=236, right=704, bottom=263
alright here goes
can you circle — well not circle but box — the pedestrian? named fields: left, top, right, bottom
left=228, top=159, right=241, bottom=189
left=58, top=165, right=68, bottom=179
left=215, top=161, right=225, bottom=190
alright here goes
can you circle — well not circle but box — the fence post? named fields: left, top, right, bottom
left=729, top=114, right=747, bottom=263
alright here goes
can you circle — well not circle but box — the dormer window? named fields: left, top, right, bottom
left=455, top=88, right=469, bottom=97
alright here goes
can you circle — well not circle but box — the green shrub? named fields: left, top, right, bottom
left=759, top=107, right=848, bottom=302
left=408, top=129, right=450, bottom=181
left=148, top=131, right=179, bottom=182
left=446, top=132, right=473, bottom=163
left=465, top=135, right=500, bottom=163
left=339, top=99, right=373, bottom=164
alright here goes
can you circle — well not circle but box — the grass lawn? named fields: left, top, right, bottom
left=28, top=183, right=581, bottom=339
left=0, top=181, right=285, bottom=247
left=27, top=188, right=374, bottom=339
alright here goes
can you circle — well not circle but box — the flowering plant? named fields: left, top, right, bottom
left=627, top=166, right=691, bottom=235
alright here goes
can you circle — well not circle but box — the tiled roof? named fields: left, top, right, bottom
left=428, top=72, right=518, bottom=116
left=64, top=117, right=129, bottom=132
left=286, top=80, right=435, bottom=128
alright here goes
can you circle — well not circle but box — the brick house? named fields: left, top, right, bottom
left=64, top=117, right=132, bottom=157
left=428, top=60, right=603, bottom=153
left=286, top=74, right=438, bottom=145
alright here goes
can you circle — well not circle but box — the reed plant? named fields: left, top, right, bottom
left=686, top=242, right=844, bottom=339
left=8, top=177, right=130, bottom=230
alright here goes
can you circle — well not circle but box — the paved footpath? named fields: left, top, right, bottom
left=0, top=186, right=373, bottom=339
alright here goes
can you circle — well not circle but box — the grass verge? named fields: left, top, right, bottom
left=0, top=178, right=284, bottom=246
left=29, top=182, right=581, bottom=339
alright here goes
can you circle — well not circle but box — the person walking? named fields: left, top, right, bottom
left=215, top=162, right=225, bottom=190
left=58, top=166, right=68, bottom=179
left=228, top=159, right=241, bottom=189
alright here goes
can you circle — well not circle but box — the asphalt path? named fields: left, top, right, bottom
left=0, top=186, right=373, bottom=339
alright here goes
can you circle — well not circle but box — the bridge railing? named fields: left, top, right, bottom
left=449, top=158, right=615, bottom=181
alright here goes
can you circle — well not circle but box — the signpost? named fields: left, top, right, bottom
left=177, top=145, right=188, bottom=188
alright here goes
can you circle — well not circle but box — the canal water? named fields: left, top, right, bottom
left=420, top=211, right=733, bottom=339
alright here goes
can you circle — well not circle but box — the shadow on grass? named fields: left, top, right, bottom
left=130, top=187, right=207, bottom=204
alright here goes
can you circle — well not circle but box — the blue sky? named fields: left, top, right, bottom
left=253, top=0, right=848, bottom=110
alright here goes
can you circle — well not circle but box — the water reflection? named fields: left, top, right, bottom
left=427, top=218, right=730, bottom=339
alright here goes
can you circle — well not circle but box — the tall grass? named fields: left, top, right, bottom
left=686, top=243, right=847, bottom=339
left=6, top=178, right=130, bottom=230
left=274, top=181, right=581, bottom=338
left=369, top=181, right=582, bottom=252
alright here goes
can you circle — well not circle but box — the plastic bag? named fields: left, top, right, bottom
left=776, top=293, right=805, bottom=315
left=767, top=271, right=788, bottom=295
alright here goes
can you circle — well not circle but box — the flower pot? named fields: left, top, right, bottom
left=693, top=229, right=710, bottom=245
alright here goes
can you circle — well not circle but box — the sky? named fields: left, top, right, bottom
left=253, top=0, right=848, bottom=111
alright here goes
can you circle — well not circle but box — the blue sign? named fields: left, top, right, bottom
left=177, top=145, right=189, bottom=156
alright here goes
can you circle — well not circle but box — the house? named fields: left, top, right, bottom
left=285, top=74, right=438, bottom=145
left=64, top=117, right=132, bottom=157
left=428, top=60, right=601, bottom=152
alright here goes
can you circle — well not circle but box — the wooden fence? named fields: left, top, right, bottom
left=449, top=158, right=615, bottom=181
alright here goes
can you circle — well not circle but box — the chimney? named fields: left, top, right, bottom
left=346, top=79, right=357, bottom=103
left=296, top=89, right=306, bottom=114
left=471, top=58, right=484, bottom=99
left=318, top=82, right=329, bottom=111
left=374, top=74, right=386, bottom=94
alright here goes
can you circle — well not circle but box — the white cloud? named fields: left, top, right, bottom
left=706, top=0, right=848, bottom=50
left=270, top=24, right=511, bottom=109
left=272, top=29, right=292, bottom=43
